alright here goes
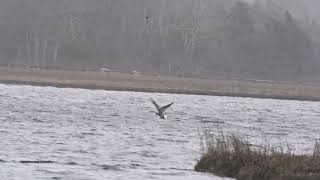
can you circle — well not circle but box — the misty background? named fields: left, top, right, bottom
left=1, top=0, right=320, bottom=82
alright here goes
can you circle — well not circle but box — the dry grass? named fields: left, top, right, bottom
left=1, top=67, right=320, bottom=101
left=195, top=130, right=320, bottom=180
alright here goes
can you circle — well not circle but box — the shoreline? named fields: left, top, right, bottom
left=2, top=79, right=320, bottom=102
left=1, top=67, right=320, bottom=101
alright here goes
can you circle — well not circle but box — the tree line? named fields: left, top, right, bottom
left=0, top=0, right=319, bottom=82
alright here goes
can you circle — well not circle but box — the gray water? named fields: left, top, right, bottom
left=0, top=84, right=319, bottom=180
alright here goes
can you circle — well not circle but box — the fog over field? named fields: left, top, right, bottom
left=1, top=0, right=320, bottom=82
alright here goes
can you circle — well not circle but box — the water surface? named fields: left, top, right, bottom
left=0, top=84, right=319, bottom=180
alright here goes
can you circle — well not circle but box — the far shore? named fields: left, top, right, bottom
left=1, top=67, right=320, bottom=101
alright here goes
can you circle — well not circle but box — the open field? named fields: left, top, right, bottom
left=0, top=67, right=320, bottom=101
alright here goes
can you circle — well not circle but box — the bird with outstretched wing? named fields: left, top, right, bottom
left=151, top=99, right=174, bottom=119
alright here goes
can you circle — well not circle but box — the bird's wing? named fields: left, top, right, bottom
left=151, top=99, right=160, bottom=111
left=159, top=102, right=174, bottom=114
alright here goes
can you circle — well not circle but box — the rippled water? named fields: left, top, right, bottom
left=0, top=84, right=319, bottom=180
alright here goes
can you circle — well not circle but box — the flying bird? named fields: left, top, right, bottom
left=150, top=99, right=174, bottom=119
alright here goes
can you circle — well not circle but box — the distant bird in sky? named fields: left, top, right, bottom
left=150, top=99, right=174, bottom=119
left=145, top=16, right=150, bottom=23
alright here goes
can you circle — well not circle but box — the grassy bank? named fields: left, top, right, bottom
left=1, top=67, right=320, bottom=101
left=195, top=130, right=320, bottom=180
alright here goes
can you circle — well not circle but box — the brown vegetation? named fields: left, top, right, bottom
left=1, top=67, right=320, bottom=101
left=195, top=130, right=320, bottom=180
